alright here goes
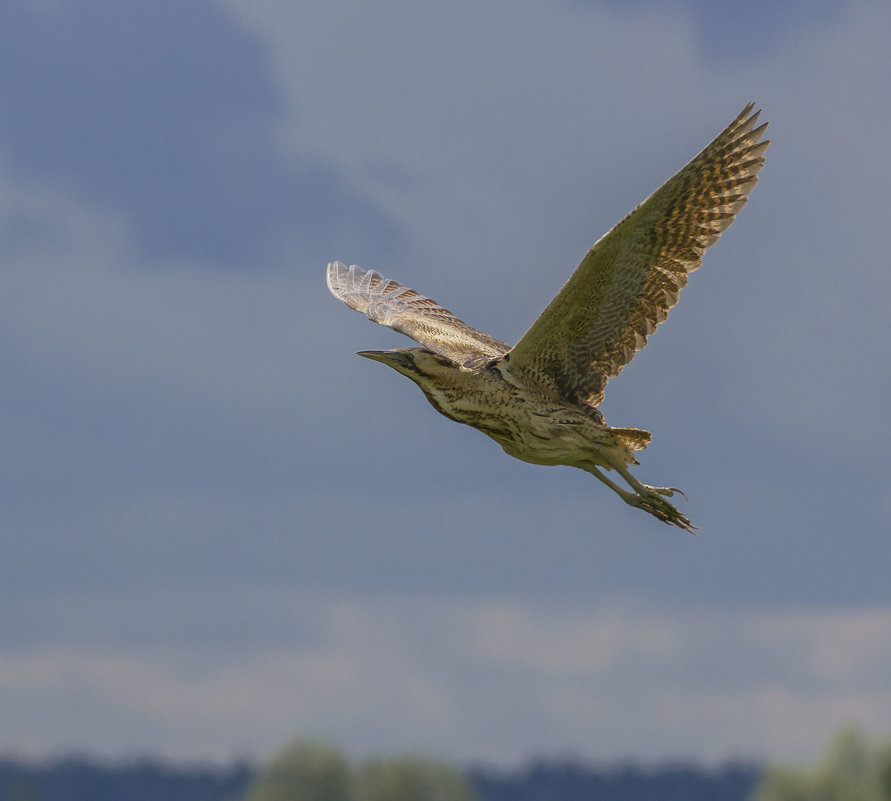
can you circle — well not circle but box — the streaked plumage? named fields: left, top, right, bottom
left=327, top=104, right=769, bottom=531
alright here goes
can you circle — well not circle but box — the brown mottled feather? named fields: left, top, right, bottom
left=505, top=103, right=769, bottom=407
left=326, top=261, right=509, bottom=366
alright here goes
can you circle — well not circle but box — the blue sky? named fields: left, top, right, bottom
left=1, top=0, right=889, bottom=765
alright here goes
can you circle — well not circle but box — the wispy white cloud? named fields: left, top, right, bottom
left=4, top=593, right=891, bottom=763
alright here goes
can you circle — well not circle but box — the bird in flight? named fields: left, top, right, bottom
left=328, top=104, right=768, bottom=532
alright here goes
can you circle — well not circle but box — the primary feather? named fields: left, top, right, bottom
left=326, top=261, right=509, bottom=366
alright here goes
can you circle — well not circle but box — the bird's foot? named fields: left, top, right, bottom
left=624, top=485, right=698, bottom=533
left=583, top=463, right=698, bottom=533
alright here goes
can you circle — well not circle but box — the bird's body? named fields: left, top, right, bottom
left=328, top=104, right=769, bottom=531
left=365, top=348, right=642, bottom=470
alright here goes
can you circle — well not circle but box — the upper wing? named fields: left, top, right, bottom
left=506, top=103, right=769, bottom=407
left=326, top=261, right=509, bottom=366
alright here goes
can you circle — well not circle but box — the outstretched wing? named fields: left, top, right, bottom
left=506, top=103, right=769, bottom=407
left=326, top=261, right=509, bottom=366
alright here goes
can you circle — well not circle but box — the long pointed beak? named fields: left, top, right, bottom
left=356, top=350, right=394, bottom=364
left=357, top=349, right=418, bottom=372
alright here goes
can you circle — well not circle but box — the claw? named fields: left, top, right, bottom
left=649, top=485, right=686, bottom=499
left=634, top=486, right=698, bottom=533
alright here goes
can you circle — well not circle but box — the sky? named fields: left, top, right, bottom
left=1, top=0, right=889, bottom=767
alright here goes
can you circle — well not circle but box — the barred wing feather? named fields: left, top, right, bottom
left=506, top=103, right=769, bottom=407
left=326, top=261, right=509, bottom=366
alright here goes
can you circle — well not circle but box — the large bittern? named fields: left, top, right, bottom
left=328, top=104, right=768, bottom=531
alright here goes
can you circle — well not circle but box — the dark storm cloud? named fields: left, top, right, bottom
left=0, top=0, right=399, bottom=266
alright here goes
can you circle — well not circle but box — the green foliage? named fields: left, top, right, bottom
left=239, top=741, right=476, bottom=801
left=354, top=756, right=477, bottom=801
left=241, top=740, right=351, bottom=801
left=753, top=728, right=891, bottom=801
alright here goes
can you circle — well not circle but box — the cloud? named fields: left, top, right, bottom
left=4, top=593, right=891, bottom=763
left=1, top=0, right=890, bottom=765
left=0, top=0, right=887, bottom=602
left=0, top=0, right=401, bottom=267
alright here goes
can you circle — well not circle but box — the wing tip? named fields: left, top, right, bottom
left=326, top=260, right=370, bottom=301
left=326, top=259, right=347, bottom=294
left=735, top=102, right=770, bottom=144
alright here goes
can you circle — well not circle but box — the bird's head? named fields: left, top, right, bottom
left=357, top=348, right=453, bottom=381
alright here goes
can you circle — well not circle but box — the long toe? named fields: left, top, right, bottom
left=612, top=479, right=697, bottom=533
left=659, top=504, right=698, bottom=533
left=639, top=490, right=698, bottom=533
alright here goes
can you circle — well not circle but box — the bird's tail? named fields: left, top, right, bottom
left=609, top=427, right=652, bottom=451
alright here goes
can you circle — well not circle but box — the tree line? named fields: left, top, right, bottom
left=3, top=727, right=889, bottom=801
